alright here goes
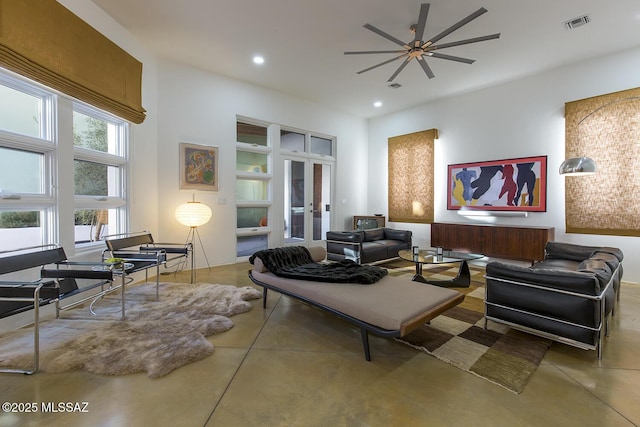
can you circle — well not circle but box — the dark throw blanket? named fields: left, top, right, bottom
left=249, top=246, right=387, bottom=285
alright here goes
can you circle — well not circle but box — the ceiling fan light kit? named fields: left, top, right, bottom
left=345, top=3, right=500, bottom=82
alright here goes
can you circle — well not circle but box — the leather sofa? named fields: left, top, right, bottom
left=326, top=227, right=412, bottom=264
left=484, top=241, right=623, bottom=358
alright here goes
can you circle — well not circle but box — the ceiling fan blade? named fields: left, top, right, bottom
left=356, top=53, right=408, bottom=74
left=363, top=23, right=409, bottom=48
left=387, top=58, right=412, bottom=82
left=344, top=50, right=406, bottom=55
left=412, top=3, right=431, bottom=45
left=428, top=52, right=475, bottom=64
left=417, top=56, right=435, bottom=79
left=425, top=7, right=488, bottom=46
left=428, top=33, right=500, bottom=50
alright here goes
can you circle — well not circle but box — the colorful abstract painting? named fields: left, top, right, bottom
left=179, top=143, right=219, bottom=191
left=447, top=156, right=547, bottom=212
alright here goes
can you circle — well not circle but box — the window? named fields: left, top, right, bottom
left=0, top=75, right=54, bottom=251
left=237, top=207, right=268, bottom=228
left=0, top=83, right=46, bottom=138
left=237, top=151, right=267, bottom=173
left=310, top=136, right=333, bottom=156
left=0, top=210, right=46, bottom=251
left=237, top=121, right=268, bottom=146
left=0, top=71, right=129, bottom=252
left=280, top=130, right=305, bottom=152
left=236, top=117, right=336, bottom=252
left=74, top=208, right=118, bottom=245
left=236, top=235, right=268, bottom=257
left=72, top=105, right=128, bottom=244
left=236, top=119, right=271, bottom=258
left=236, top=180, right=269, bottom=201
left=0, top=147, right=45, bottom=194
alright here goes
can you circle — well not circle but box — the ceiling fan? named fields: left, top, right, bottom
left=345, top=3, right=500, bottom=82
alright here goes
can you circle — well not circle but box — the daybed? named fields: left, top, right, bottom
left=484, top=241, right=624, bottom=358
left=325, top=227, right=412, bottom=264
left=248, top=246, right=464, bottom=361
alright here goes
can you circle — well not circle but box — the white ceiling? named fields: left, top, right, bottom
left=91, top=0, right=640, bottom=119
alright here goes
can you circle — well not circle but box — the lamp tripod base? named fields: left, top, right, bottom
left=185, top=226, right=211, bottom=283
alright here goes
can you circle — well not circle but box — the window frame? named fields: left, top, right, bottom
left=72, top=102, right=129, bottom=246
left=0, top=73, right=56, bottom=250
left=0, top=69, right=130, bottom=252
left=235, top=117, right=272, bottom=259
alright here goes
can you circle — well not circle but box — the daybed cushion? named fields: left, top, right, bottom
left=251, top=268, right=463, bottom=333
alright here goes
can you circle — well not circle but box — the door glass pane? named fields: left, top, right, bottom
left=0, top=210, right=43, bottom=251
left=0, top=84, right=43, bottom=138
left=281, top=130, right=305, bottom=152
left=237, top=121, right=268, bottom=146
left=74, top=160, right=119, bottom=197
left=0, top=147, right=44, bottom=194
left=237, top=207, right=268, bottom=228
left=74, top=208, right=115, bottom=243
left=236, top=179, right=268, bottom=201
left=237, top=234, right=268, bottom=257
left=310, top=136, right=333, bottom=156
left=284, top=159, right=305, bottom=243
left=312, top=163, right=331, bottom=240
left=237, top=151, right=268, bottom=173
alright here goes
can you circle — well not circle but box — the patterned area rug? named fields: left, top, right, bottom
left=384, top=261, right=551, bottom=394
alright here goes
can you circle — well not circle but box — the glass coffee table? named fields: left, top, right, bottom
left=398, top=249, right=484, bottom=287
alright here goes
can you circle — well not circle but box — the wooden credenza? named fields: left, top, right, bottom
left=430, top=222, right=555, bottom=264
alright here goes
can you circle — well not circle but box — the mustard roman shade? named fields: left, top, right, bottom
left=388, top=129, right=437, bottom=224
left=0, top=0, right=146, bottom=123
left=565, top=87, right=640, bottom=236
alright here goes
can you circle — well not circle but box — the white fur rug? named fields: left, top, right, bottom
left=0, top=282, right=261, bottom=378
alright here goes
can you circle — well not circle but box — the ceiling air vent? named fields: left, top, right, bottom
left=564, top=14, right=590, bottom=30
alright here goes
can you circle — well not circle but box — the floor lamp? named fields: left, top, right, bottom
left=559, top=156, right=597, bottom=176
left=175, top=196, right=212, bottom=283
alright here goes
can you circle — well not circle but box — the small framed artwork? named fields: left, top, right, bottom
left=179, top=142, right=219, bottom=191
left=447, top=155, right=547, bottom=212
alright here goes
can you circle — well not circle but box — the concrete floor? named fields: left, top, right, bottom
left=0, top=262, right=639, bottom=427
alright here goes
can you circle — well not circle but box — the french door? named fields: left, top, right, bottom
left=283, top=156, right=332, bottom=246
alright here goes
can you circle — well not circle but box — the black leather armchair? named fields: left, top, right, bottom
left=484, top=241, right=623, bottom=358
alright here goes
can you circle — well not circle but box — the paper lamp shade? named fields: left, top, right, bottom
left=175, top=201, right=212, bottom=227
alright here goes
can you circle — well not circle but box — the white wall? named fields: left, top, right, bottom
left=51, top=1, right=640, bottom=283
left=156, top=60, right=369, bottom=267
left=368, top=46, right=640, bottom=283
left=54, top=1, right=370, bottom=271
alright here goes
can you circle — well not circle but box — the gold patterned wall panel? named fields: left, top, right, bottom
left=388, top=129, right=437, bottom=223
left=0, top=0, right=146, bottom=123
left=565, top=87, right=640, bottom=236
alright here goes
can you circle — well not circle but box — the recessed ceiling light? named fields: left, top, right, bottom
left=373, top=101, right=382, bottom=108
left=253, top=56, right=265, bottom=65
